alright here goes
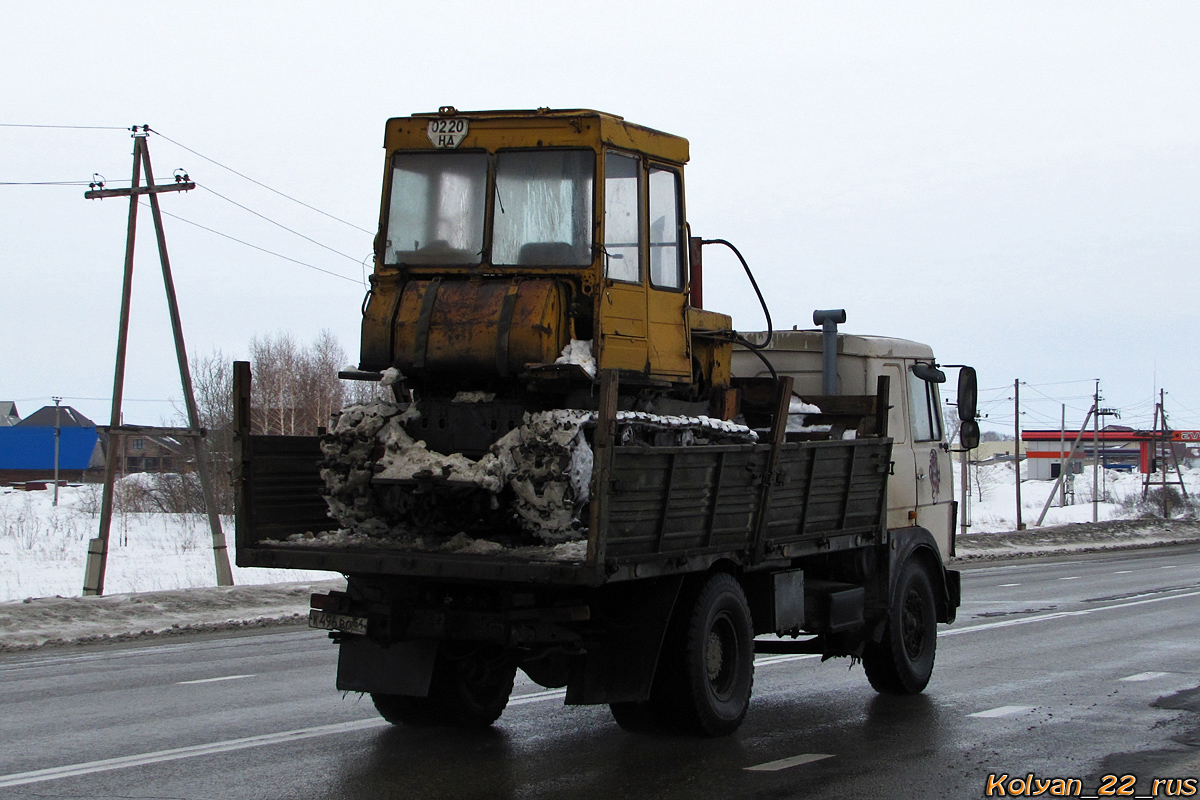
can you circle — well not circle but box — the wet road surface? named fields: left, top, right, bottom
left=1, top=544, right=1198, bottom=799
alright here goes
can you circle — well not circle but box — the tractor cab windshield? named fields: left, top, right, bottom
left=383, top=149, right=594, bottom=267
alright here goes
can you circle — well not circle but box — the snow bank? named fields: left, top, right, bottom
left=0, top=578, right=345, bottom=651
left=0, top=483, right=336, bottom=603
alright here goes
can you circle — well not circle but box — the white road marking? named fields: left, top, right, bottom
left=968, top=706, right=1033, bottom=719
left=507, top=689, right=565, bottom=706
left=0, top=718, right=388, bottom=788
left=756, top=653, right=820, bottom=666
left=998, top=583, right=1020, bottom=587
left=745, top=753, right=834, bottom=772
left=1161, top=565, right=1178, bottom=569
left=942, top=589, right=1200, bottom=638
left=1059, top=576, right=1080, bottom=580
left=0, top=687, right=574, bottom=788
left=1120, top=671, right=1170, bottom=682
left=1113, top=570, right=1133, bottom=574
left=177, top=674, right=255, bottom=685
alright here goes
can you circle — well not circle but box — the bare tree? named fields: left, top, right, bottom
left=249, top=330, right=357, bottom=435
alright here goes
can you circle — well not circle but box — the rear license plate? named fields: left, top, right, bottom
left=308, top=610, right=368, bottom=634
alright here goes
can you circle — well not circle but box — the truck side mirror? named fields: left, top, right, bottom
left=911, top=363, right=946, bottom=384
left=959, top=419, right=980, bottom=450
left=956, top=366, right=978, bottom=422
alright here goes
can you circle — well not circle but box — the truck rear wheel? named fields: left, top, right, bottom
left=657, top=572, right=755, bottom=737
left=372, top=646, right=517, bottom=728
left=863, top=558, right=937, bottom=694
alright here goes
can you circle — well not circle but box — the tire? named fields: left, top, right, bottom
left=863, top=558, right=938, bottom=695
left=372, top=646, right=517, bottom=728
left=657, top=573, right=755, bottom=737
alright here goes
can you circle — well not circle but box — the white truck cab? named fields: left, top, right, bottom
left=732, top=330, right=962, bottom=561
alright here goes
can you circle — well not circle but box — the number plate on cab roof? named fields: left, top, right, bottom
left=427, top=118, right=468, bottom=149
left=308, top=610, right=368, bottom=634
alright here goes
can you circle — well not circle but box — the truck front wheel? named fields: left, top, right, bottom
left=656, top=572, right=755, bottom=737
left=372, top=645, right=516, bottom=728
left=863, top=558, right=937, bottom=694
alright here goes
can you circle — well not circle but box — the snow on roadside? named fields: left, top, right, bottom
left=0, top=579, right=345, bottom=651
left=0, top=483, right=337, bottom=603
left=954, top=457, right=1200, bottom=534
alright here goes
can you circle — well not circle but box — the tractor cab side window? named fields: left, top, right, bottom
left=604, top=152, right=640, bottom=283
left=648, top=167, right=683, bottom=290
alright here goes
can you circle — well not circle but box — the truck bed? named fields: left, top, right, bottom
left=234, top=432, right=891, bottom=587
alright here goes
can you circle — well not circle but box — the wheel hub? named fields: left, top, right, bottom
left=901, top=588, right=927, bottom=659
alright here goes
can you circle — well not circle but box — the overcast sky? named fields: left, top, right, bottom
left=3, top=2, right=1198, bottom=435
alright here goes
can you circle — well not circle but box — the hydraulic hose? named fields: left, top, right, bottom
left=699, top=239, right=778, bottom=382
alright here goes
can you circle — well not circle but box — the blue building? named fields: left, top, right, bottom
left=0, top=405, right=105, bottom=485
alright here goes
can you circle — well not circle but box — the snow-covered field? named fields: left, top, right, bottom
left=1, top=465, right=1197, bottom=651
left=956, top=457, right=1200, bottom=533
left=0, top=481, right=335, bottom=603
left=3, top=463, right=1197, bottom=603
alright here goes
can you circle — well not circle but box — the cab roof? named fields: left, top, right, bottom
left=384, top=108, right=689, bottom=164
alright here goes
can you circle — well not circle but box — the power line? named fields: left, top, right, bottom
left=12, top=396, right=168, bottom=403
left=141, top=201, right=362, bottom=284
left=0, top=180, right=94, bottom=186
left=0, top=123, right=128, bottom=130
left=197, top=183, right=363, bottom=264
left=151, top=129, right=375, bottom=235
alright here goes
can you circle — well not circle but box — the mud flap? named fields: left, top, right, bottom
left=565, top=575, right=684, bottom=705
left=336, top=637, right=438, bottom=697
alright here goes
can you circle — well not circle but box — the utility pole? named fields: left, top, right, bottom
left=52, top=396, right=62, bottom=507
left=1059, top=404, right=1066, bottom=506
left=1092, top=380, right=1100, bottom=523
left=1035, top=403, right=1097, bottom=527
left=1014, top=379, right=1024, bottom=530
left=1142, top=389, right=1188, bottom=517
left=82, top=127, right=233, bottom=596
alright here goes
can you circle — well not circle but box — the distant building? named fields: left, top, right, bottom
left=0, top=404, right=105, bottom=484
left=105, top=431, right=187, bottom=474
left=1021, top=427, right=1199, bottom=480
left=16, top=405, right=96, bottom=428
left=0, top=402, right=18, bottom=427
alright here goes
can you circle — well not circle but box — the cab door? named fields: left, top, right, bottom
left=906, top=362, right=954, bottom=555
left=881, top=362, right=917, bottom=529
left=645, top=165, right=691, bottom=378
left=598, top=151, right=649, bottom=372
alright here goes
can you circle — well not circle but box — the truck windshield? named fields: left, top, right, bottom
left=385, top=152, right=488, bottom=265
left=492, top=150, right=594, bottom=266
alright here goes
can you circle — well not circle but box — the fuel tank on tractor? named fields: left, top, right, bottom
left=360, top=277, right=569, bottom=378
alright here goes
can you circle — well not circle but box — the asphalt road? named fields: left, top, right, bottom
left=2, top=544, right=1198, bottom=800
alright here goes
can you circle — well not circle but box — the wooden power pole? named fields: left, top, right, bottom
left=82, top=127, right=233, bottom=595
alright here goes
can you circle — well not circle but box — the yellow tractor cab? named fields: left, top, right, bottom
left=358, top=108, right=732, bottom=402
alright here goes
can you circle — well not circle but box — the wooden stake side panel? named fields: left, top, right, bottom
left=235, top=434, right=891, bottom=584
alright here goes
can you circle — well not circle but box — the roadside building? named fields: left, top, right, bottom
left=0, top=405, right=104, bottom=484
left=1021, top=427, right=1199, bottom=480
left=106, top=432, right=187, bottom=474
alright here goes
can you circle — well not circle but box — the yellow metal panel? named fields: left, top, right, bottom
left=646, top=288, right=691, bottom=376
left=383, top=110, right=688, bottom=164
left=597, top=282, right=648, bottom=372
left=359, top=274, right=403, bottom=370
